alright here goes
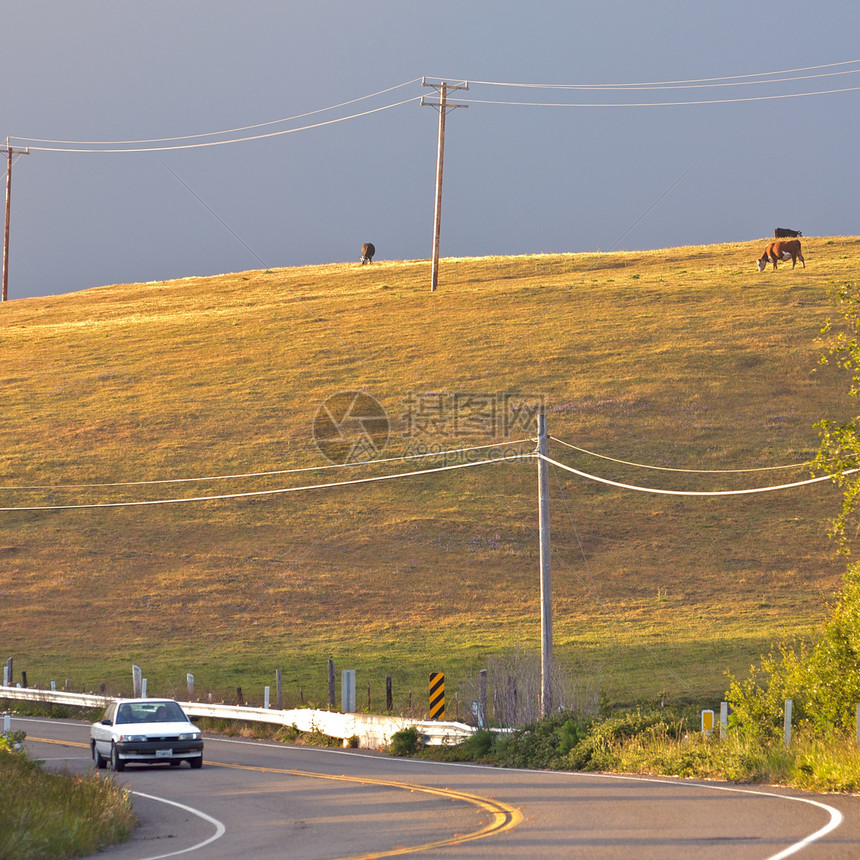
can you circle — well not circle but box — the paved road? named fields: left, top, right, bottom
left=15, top=715, right=860, bottom=859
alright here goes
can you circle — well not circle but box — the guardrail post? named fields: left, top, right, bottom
left=328, top=658, right=336, bottom=709
left=386, top=675, right=393, bottom=712
left=264, top=686, right=270, bottom=709
left=784, top=699, right=793, bottom=747
left=720, top=701, right=728, bottom=740
left=276, top=669, right=282, bottom=710
left=20, top=670, right=27, bottom=688
left=187, top=674, right=194, bottom=700
left=342, top=670, right=356, bottom=713
left=478, top=669, right=487, bottom=729
left=5, top=657, right=12, bottom=687
left=132, top=665, right=142, bottom=698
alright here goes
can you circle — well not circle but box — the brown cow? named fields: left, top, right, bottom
left=756, top=239, right=805, bottom=271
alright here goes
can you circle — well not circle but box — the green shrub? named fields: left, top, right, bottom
left=389, top=726, right=421, bottom=756
left=493, top=710, right=594, bottom=769
left=727, top=562, right=860, bottom=738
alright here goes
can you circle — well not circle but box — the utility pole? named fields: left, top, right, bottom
left=420, top=79, right=468, bottom=292
left=2, top=139, right=29, bottom=303
left=537, top=411, right=553, bottom=717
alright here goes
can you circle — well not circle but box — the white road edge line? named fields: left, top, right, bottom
left=587, top=773, right=843, bottom=860
left=124, top=791, right=226, bottom=860
left=206, top=738, right=843, bottom=857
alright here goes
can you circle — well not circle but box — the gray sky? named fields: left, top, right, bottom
left=3, top=1, right=859, bottom=300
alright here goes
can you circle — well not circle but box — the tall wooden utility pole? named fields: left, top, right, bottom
left=420, top=79, right=468, bottom=292
left=537, top=411, right=553, bottom=717
left=2, top=139, right=30, bottom=302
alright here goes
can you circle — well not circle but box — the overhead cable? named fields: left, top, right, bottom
left=541, top=454, right=850, bottom=497
left=0, top=439, right=534, bottom=491
left=457, top=85, right=860, bottom=109
left=456, top=58, right=860, bottom=89
left=14, top=98, right=420, bottom=153
left=550, top=436, right=811, bottom=473
left=0, top=451, right=532, bottom=512
left=12, top=79, right=422, bottom=147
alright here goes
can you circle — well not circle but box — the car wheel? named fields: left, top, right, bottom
left=110, top=742, right=125, bottom=772
left=92, top=741, right=107, bottom=769
left=189, top=755, right=203, bottom=769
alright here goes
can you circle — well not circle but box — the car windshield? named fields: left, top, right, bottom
left=115, top=702, right=187, bottom=724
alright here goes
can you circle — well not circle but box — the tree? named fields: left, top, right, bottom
left=812, top=282, right=860, bottom=553
left=726, top=283, right=860, bottom=736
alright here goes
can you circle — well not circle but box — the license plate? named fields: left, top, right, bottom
left=155, top=748, right=173, bottom=757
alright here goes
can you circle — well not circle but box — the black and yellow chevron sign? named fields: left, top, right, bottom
left=429, top=672, right=445, bottom=720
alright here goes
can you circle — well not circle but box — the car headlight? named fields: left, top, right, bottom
left=178, top=732, right=200, bottom=741
left=119, top=734, right=148, bottom=743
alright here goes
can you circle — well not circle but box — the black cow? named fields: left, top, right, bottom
left=360, top=242, right=376, bottom=265
left=774, top=227, right=802, bottom=239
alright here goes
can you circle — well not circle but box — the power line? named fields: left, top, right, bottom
left=0, top=439, right=534, bottom=491
left=0, top=451, right=532, bottom=512
left=457, top=84, right=860, bottom=109
left=550, top=436, right=812, bottom=474
left=541, top=454, right=849, bottom=497
left=13, top=98, right=420, bottom=154
left=12, top=80, right=422, bottom=148
left=0, top=447, right=847, bottom=513
left=455, top=58, right=860, bottom=89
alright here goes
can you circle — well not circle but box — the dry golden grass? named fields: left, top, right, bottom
left=1, top=237, right=857, bottom=710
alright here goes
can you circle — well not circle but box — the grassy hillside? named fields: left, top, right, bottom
left=1, top=237, right=857, bottom=713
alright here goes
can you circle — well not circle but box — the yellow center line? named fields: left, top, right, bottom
left=28, top=737, right=524, bottom=857
left=209, top=760, right=523, bottom=858
left=30, top=736, right=89, bottom=749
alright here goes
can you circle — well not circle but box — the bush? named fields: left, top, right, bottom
left=389, top=726, right=420, bottom=756
left=493, top=710, right=594, bottom=769
left=727, top=562, right=860, bottom=738
left=417, top=729, right=497, bottom=762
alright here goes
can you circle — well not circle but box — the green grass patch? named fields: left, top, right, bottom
left=0, top=738, right=135, bottom=859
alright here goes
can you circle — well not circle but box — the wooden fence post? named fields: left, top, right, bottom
left=386, top=675, right=393, bottom=712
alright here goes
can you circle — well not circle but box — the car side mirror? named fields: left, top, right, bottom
left=101, top=719, right=113, bottom=726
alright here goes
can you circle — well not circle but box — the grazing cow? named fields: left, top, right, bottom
left=757, top=239, right=805, bottom=271
left=360, top=242, right=375, bottom=265
left=774, top=227, right=802, bottom=239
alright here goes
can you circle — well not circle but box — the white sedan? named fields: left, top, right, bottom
left=91, top=698, right=203, bottom=771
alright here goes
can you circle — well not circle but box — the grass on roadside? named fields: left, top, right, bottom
left=411, top=707, right=860, bottom=792
left=0, top=736, right=135, bottom=860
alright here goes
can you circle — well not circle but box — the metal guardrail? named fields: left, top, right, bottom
left=0, top=685, right=475, bottom=749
